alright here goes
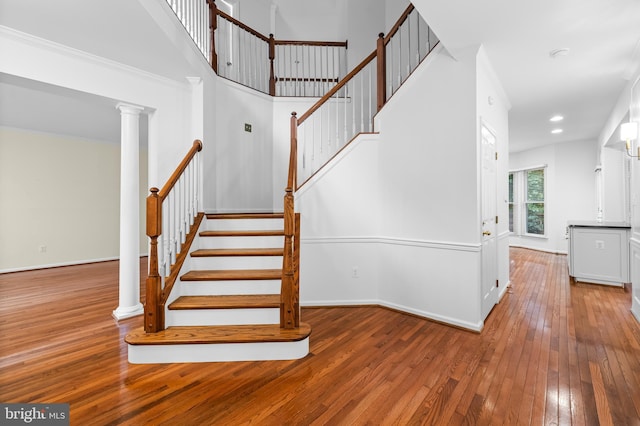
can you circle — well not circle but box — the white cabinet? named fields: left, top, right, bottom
left=568, top=221, right=630, bottom=287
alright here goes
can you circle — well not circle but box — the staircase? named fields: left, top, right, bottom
left=126, top=213, right=311, bottom=363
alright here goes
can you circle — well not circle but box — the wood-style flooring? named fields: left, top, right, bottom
left=1, top=248, right=639, bottom=425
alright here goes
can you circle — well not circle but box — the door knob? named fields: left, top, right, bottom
left=483, top=230, right=491, bottom=236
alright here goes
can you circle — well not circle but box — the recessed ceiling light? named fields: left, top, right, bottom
left=549, top=48, right=570, bottom=59
left=550, top=115, right=564, bottom=122
left=551, top=129, right=563, bottom=134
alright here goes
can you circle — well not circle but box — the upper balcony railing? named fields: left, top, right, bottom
left=166, top=0, right=212, bottom=63
left=167, top=0, right=348, bottom=96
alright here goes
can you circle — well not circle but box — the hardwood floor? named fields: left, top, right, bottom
left=1, top=248, right=639, bottom=425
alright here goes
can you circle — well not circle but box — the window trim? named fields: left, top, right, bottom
left=509, top=165, right=547, bottom=239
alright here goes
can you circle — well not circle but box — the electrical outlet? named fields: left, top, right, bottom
left=244, top=123, right=252, bottom=133
left=595, top=240, right=605, bottom=249
left=39, top=245, right=47, bottom=253
left=352, top=267, right=359, bottom=278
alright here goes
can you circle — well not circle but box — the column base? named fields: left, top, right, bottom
left=112, top=303, right=144, bottom=321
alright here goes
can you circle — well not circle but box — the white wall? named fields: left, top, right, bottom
left=601, top=146, right=627, bottom=222
left=376, top=45, right=488, bottom=330
left=296, top=45, right=510, bottom=331
left=346, top=0, right=385, bottom=68
left=212, top=79, right=274, bottom=212
left=271, top=0, right=346, bottom=41
left=0, top=127, right=148, bottom=271
left=509, top=139, right=597, bottom=254
left=296, top=134, right=381, bottom=305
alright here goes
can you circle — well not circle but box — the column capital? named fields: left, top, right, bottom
left=116, top=103, right=144, bottom=115
left=186, top=76, right=202, bottom=85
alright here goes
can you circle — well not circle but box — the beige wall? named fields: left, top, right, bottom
left=0, top=127, right=148, bottom=272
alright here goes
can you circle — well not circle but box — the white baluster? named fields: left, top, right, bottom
left=407, top=13, right=411, bottom=76
left=311, top=113, right=316, bottom=162
left=360, top=72, right=364, bottom=132
left=343, top=77, right=348, bottom=143
left=368, top=65, right=372, bottom=132
left=398, top=33, right=402, bottom=88
left=172, top=187, right=179, bottom=261
left=335, top=81, right=339, bottom=147
left=351, top=79, right=356, bottom=137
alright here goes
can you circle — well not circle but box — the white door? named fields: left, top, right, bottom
left=481, top=123, right=499, bottom=319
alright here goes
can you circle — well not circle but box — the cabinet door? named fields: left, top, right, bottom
left=571, top=228, right=629, bottom=285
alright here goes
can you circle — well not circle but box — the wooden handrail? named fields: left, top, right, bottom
left=145, top=140, right=203, bottom=333
left=275, top=40, right=348, bottom=48
left=297, top=50, right=377, bottom=125
left=277, top=77, right=339, bottom=83
left=383, top=3, right=415, bottom=45
left=158, top=140, right=202, bottom=201
left=216, top=9, right=270, bottom=42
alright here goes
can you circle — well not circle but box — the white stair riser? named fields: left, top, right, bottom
left=128, top=339, right=309, bottom=363
left=165, top=308, right=279, bottom=326
left=190, top=256, right=283, bottom=270
left=199, top=236, right=284, bottom=249
left=181, top=280, right=282, bottom=296
left=205, top=218, right=283, bottom=231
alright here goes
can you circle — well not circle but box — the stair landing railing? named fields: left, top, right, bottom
left=145, top=140, right=203, bottom=333
left=290, top=3, right=439, bottom=187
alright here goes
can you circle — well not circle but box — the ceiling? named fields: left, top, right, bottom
left=1, top=0, right=639, bottom=153
left=417, top=0, right=640, bottom=152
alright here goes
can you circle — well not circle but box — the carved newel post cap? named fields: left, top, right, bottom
left=150, top=187, right=159, bottom=195
left=291, top=112, right=297, bottom=117
left=379, top=32, right=385, bottom=38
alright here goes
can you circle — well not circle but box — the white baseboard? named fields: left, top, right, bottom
left=509, top=244, right=567, bottom=255
left=301, top=299, right=483, bottom=332
left=0, top=255, right=148, bottom=274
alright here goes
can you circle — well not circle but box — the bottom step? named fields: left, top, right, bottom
left=125, top=323, right=311, bottom=363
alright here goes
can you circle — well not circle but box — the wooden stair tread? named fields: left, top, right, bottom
left=200, top=230, right=284, bottom=237
left=206, top=213, right=284, bottom=219
left=191, top=248, right=284, bottom=257
left=125, top=323, right=311, bottom=345
left=169, top=294, right=280, bottom=310
left=181, top=269, right=282, bottom=281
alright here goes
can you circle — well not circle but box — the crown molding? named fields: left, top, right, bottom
left=0, top=25, right=188, bottom=90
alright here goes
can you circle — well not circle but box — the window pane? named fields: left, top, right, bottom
left=527, top=169, right=544, bottom=202
left=508, top=173, right=514, bottom=203
left=526, top=202, right=544, bottom=234
left=509, top=204, right=514, bottom=232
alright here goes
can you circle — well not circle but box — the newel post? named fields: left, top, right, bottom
left=208, top=0, right=218, bottom=73
left=145, top=188, right=162, bottom=333
left=376, top=32, right=386, bottom=112
left=281, top=112, right=299, bottom=329
left=269, top=34, right=276, bottom=96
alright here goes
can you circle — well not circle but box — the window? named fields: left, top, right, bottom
left=525, top=169, right=544, bottom=235
left=509, top=167, right=546, bottom=237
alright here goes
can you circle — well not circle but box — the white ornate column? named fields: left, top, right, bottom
left=113, top=103, right=144, bottom=320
